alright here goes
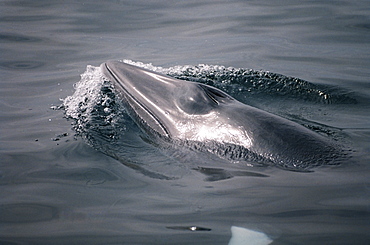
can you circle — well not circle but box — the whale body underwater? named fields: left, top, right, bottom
left=101, top=61, right=343, bottom=171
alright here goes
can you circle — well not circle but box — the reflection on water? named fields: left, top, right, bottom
left=194, top=167, right=269, bottom=181
left=27, top=167, right=120, bottom=185
left=0, top=60, right=45, bottom=70
left=0, top=33, right=43, bottom=43
left=0, top=203, right=59, bottom=223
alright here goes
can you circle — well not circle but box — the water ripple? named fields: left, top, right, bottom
left=0, top=203, right=59, bottom=223
left=0, top=61, right=45, bottom=70
left=0, top=33, right=42, bottom=43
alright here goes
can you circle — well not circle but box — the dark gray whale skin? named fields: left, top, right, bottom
left=100, top=61, right=342, bottom=170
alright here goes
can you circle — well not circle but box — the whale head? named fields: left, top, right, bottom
left=101, top=61, right=254, bottom=148
left=101, top=61, right=343, bottom=170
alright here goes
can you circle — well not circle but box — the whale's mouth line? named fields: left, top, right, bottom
left=103, top=62, right=171, bottom=138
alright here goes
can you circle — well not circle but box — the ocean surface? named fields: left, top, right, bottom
left=1, top=0, right=369, bottom=244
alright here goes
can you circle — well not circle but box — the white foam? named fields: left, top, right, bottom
left=63, top=65, right=105, bottom=120
left=120, top=59, right=232, bottom=78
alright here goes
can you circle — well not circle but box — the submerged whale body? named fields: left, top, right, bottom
left=101, top=61, right=342, bottom=170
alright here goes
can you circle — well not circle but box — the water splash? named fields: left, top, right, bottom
left=63, top=65, right=127, bottom=144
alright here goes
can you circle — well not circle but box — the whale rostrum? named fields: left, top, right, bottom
left=101, top=61, right=343, bottom=170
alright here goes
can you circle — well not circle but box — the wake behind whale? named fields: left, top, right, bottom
left=63, top=60, right=349, bottom=178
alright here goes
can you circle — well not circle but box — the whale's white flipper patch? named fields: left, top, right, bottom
left=228, top=226, right=272, bottom=245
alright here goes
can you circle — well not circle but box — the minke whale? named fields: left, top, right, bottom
left=101, top=61, right=342, bottom=170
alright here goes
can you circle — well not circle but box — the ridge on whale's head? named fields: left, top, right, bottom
left=101, top=60, right=343, bottom=170
left=101, top=61, right=251, bottom=147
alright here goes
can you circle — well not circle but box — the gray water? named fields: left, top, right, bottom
left=1, top=0, right=370, bottom=244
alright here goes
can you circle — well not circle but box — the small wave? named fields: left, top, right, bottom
left=0, top=60, right=45, bottom=70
